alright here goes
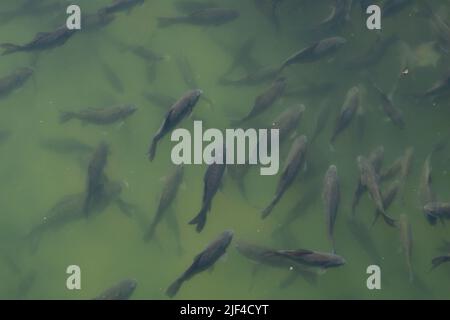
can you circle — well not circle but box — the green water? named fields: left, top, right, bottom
left=0, top=0, right=450, bottom=300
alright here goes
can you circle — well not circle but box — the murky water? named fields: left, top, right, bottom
left=0, top=0, right=450, bottom=300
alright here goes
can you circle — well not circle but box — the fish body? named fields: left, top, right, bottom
left=166, top=230, right=233, bottom=297
left=331, top=86, right=360, bottom=144
left=323, top=165, right=340, bottom=253
left=277, top=249, right=346, bottom=269
left=148, top=89, right=202, bottom=161
left=0, top=67, right=33, bottom=98
left=271, top=104, right=305, bottom=143
left=372, top=84, right=405, bottom=129
left=94, top=279, right=137, bottom=300
left=423, top=202, right=450, bottom=220
left=431, top=254, right=450, bottom=271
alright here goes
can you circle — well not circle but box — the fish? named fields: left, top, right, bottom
left=235, top=241, right=319, bottom=285
left=371, top=82, right=405, bottom=129
left=357, top=155, right=396, bottom=227
left=423, top=3, right=450, bottom=51
left=143, top=91, right=176, bottom=109
left=39, top=138, right=93, bottom=155
left=423, top=202, right=450, bottom=221
left=345, top=35, right=400, bottom=70
left=323, top=165, right=340, bottom=253
left=271, top=104, right=305, bottom=144
left=313, top=0, right=353, bottom=33
left=276, top=249, right=346, bottom=269
left=397, top=214, right=413, bottom=282
left=0, top=67, right=33, bottom=98
left=27, top=179, right=124, bottom=251
left=94, top=279, right=137, bottom=300
left=431, top=254, right=450, bottom=271
left=158, top=8, right=239, bottom=27
left=148, top=89, right=202, bottom=161
left=166, top=230, right=233, bottom=297
left=83, top=142, right=109, bottom=216
left=189, top=152, right=226, bottom=232
left=60, top=105, right=137, bottom=125
left=279, top=37, right=347, bottom=71
left=419, top=154, right=436, bottom=224
left=330, top=86, right=360, bottom=145
left=351, top=146, right=384, bottom=217
left=262, top=135, right=307, bottom=219
left=311, top=101, right=332, bottom=142
left=372, top=180, right=401, bottom=226
left=144, top=165, right=184, bottom=241
left=382, top=0, right=414, bottom=18
left=1, top=26, right=77, bottom=55
left=98, top=0, right=145, bottom=15
left=235, top=77, right=286, bottom=124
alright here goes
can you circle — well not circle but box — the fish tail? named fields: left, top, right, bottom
left=157, top=17, right=179, bottom=28
left=0, top=43, right=22, bottom=55
left=59, top=111, right=75, bottom=123
left=382, top=211, right=396, bottom=228
left=166, top=277, right=184, bottom=298
left=143, top=222, right=157, bottom=242
left=261, top=194, right=281, bottom=219
left=188, top=205, right=208, bottom=233
left=148, top=137, right=159, bottom=161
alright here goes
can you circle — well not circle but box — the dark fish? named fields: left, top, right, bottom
left=311, top=101, right=332, bottom=142
left=276, top=249, right=346, bottom=269
left=382, top=0, right=414, bottom=18
left=158, top=8, right=239, bottom=27
left=27, top=179, right=124, bottom=251
left=166, top=230, right=233, bottom=297
left=98, top=0, right=144, bottom=15
left=176, top=55, right=198, bottom=89
left=218, top=66, right=278, bottom=86
left=372, top=180, right=401, bottom=226
left=345, top=35, right=400, bottom=70
left=431, top=254, right=450, bottom=271
left=144, top=165, right=184, bottom=241
left=357, top=155, right=396, bottom=227
left=279, top=37, right=347, bottom=71
left=1, top=26, right=77, bottom=55
left=371, top=82, right=405, bottom=129
left=0, top=67, right=33, bottom=98
left=0, top=130, right=10, bottom=145
left=148, top=89, right=202, bottom=161
left=420, top=70, right=450, bottom=100
left=347, top=219, right=382, bottom=263
left=351, top=146, right=384, bottom=217
left=40, top=138, right=93, bottom=155
left=94, top=279, right=137, bottom=300
left=397, top=214, right=413, bottom=282
left=331, top=86, right=360, bottom=145
left=313, top=0, right=353, bottom=33
left=100, top=62, right=124, bottom=93
left=174, top=1, right=219, bottom=14
left=235, top=241, right=319, bottom=285
left=323, top=165, right=340, bottom=253
left=143, top=91, right=176, bottom=109
left=236, top=77, right=286, bottom=124
left=419, top=155, right=436, bottom=224
left=271, top=105, right=305, bottom=144
left=60, top=105, right=137, bottom=125
left=83, top=142, right=109, bottom=216
left=423, top=202, right=450, bottom=221
left=262, top=135, right=307, bottom=219
left=189, top=152, right=226, bottom=232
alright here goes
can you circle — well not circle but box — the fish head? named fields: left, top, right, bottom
left=329, top=254, right=346, bottom=267
left=190, top=89, right=203, bottom=104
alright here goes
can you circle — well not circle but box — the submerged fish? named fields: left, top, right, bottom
left=372, top=180, right=401, bottom=226
left=189, top=153, right=226, bottom=232
left=158, top=8, right=239, bottom=27
left=94, top=279, right=137, bottom=300
left=0, top=67, right=33, bottom=98
left=323, top=165, right=340, bottom=253
left=262, top=135, right=307, bottom=219
left=100, top=62, right=124, bottom=93
left=60, top=105, right=137, bottom=125
left=148, top=89, right=202, bottom=161
left=83, top=142, right=109, bottom=216
left=397, top=214, right=413, bottom=282
left=176, top=55, right=198, bottom=89
left=313, top=0, right=353, bottom=33
left=331, top=86, right=360, bottom=145
left=423, top=202, right=450, bottom=221
left=431, top=254, right=450, bottom=271
left=311, top=101, right=332, bottom=142
left=271, top=104, right=305, bottom=144
left=98, top=0, right=144, bottom=15
left=236, top=77, right=286, bottom=124
left=276, top=249, right=346, bottom=269
left=144, top=165, right=184, bottom=241
left=1, top=26, right=77, bottom=55
left=279, top=37, right=347, bottom=71
left=166, top=230, right=233, bottom=297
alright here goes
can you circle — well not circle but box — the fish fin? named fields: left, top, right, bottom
left=0, top=43, right=22, bottom=55
left=166, top=277, right=183, bottom=298
left=261, top=193, right=281, bottom=219
left=58, top=111, right=74, bottom=123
